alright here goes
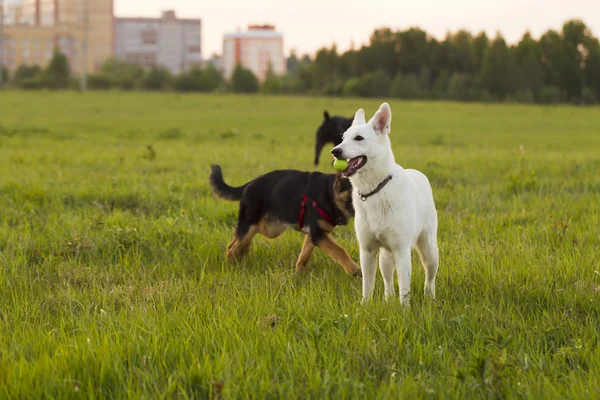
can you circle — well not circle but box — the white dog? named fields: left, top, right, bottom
left=331, top=102, right=439, bottom=307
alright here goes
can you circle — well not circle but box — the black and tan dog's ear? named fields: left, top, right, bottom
left=323, top=110, right=330, bottom=121
left=334, top=172, right=352, bottom=191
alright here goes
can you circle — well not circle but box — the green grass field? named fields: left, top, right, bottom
left=1, top=92, right=599, bottom=399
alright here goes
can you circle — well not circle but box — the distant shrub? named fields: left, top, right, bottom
left=447, top=73, right=477, bottom=101
left=391, top=73, right=422, bottom=99
left=342, top=77, right=364, bottom=97
left=582, top=87, right=596, bottom=105
left=141, top=66, right=173, bottom=91
left=538, top=86, right=561, bottom=104
left=100, top=58, right=144, bottom=90
left=87, top=74, right=113, bottom=90
left=367, top=69, right=392, bottom=98
left=512, top=89, right=535, bottom=104
left=14, top=65, right=42, bottom=83
left=231, top=64, right=259, bottom=93
left=45, top=49, right=71, bottom=89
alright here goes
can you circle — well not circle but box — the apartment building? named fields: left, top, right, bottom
left=0, top=0, right=114, bottom=74
left=114, top=10, right=202, bottom=75
left=223, top=24, right=285, bottom=82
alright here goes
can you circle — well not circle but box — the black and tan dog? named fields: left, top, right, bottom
left=209, top=164, right=361, bottom=276
left=314, top=111, right=354, bottom=166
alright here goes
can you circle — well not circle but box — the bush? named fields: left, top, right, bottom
left=231, top=64, right=259, bottom=93
left=538, top=86, right=561, bottom=104
left=69, top=78, right=81, bottom=91
left=447, top=73, right=478, bottom=101
left=320, top=80, right=344, bottom=96
left=141, top=66, right=173, bottom=91
left=14, top=65, right=42, bottom=83
left=431, top=70, right=451, bottom=99
left=367, top=69, right=392, bottom=98
left=100, top=58, right=144, bottom=90
left=390, top=73, right=422, bottom=99
left=261, top=65, right=282, bottom=94
left=20, top=77, right=46, bottom=90
left=582, top=87, right=596, bottom=105
left=480, top=90, right=496, bottom=102
left=87, top=74, right=113, bottom=90
left=199, top=64, right=224, bottom=92
left=279, top=74, right=306, bottom=94
left=515, top=89, right=535, bottom=104
left=342, top=77, right=364, bottom=97
left=174, top=66, right=224, bottom=93
left=1, top=67, right=8, bottom=84
left=45, top=49, right=71, bottom=89
left=119, top=79, right=137, bottom=91
left=19, top=74, right=56, bottom=90
left=174, top=68, right=204, bottom=92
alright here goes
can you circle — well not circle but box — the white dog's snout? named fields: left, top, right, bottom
left=331, top=146, right=343, bottom=157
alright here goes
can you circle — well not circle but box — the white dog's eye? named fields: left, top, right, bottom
left=354, top=135, right=364, bottom=141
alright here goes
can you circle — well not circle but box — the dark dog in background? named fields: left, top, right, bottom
left=209, top=164, right=361, bottom=276
left=314, top=111, right=353, bottom=166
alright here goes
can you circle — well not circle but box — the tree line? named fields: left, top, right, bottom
left=2, top=19, right=598, bottom=105
left=283, top=19, right=599, bottom=104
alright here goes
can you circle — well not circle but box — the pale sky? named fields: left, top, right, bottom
left=115, top=0, right=600, bottom=57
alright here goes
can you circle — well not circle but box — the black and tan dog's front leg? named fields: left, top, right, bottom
left=295, top=235, right=315, bottom=272
left=313, top=232, right=361, bottom=277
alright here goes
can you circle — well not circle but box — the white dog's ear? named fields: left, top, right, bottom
left=352, top=109, right=366, bottom=126
left=370, top=102, right=392, bottom=135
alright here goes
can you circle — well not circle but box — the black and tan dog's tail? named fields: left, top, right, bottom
left=209, top=164, right=249, bottom=201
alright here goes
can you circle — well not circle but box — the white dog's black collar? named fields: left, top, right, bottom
left=359, top=175, right=392, bottom=201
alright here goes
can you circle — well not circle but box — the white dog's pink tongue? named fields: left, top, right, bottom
left=348, top=157, right=360, bottom=169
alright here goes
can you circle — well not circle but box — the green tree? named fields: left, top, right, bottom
left=199, top=64, right=224, bottom=92
left=342, top=77, right=364, bottom=97
left=231, top=63, right=259, bottom=93
left=45, top=48, right=71, bottom=88
left=100, top=57, right=144, bottom=90
left=447, top=73, right=478, bottom=101
left=14, top=65, right=42, bottom=83
left=561, top=20, right=596, bottom=102
left=261, top=63, right=282, bottom=94
left=584, top=38, right=600, bottom=100
left=141, top=66, right=173, bottom=91
left=390, top=73, right=422, bottom=99
left=174, top=67, right=205, bottom=92
left=538, top=29, right=565, bottom=98
left=471, top=32, right=489, bottom=75
left=1, top=67, right=8, bottom=85
left=367, top=69, right=392, bottom=98
left=514, top=32, right=544, bottom=98
left=451, top=30, right=474, bottom=73
left=432, top=69, right=451, bottom=99
left=480, top=35, right=518, bottom=100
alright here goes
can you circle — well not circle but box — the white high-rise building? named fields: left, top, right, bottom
left=223, top=24, right=285, bottom=82
left=114, top=10, right=202, bottom=74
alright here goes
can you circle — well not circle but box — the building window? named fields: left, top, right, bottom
left=32, top=39, right=40, bottom=61
left=141, top=28, right=158, bottom=45
left=56, top=35, right=76, bottom=57
left=1, top=36, right=16, bottom=67
left=21, top=39, right=31, bottom=59
left=188, top=45, right=201, bottom=54
left=125, top=52, right=156, bottom=68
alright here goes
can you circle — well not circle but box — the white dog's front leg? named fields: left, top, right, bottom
left=360, top=247, right=378, bottom=303
left=394, top=248, right=412, bottom=308
left=379, top=250, right=396, bottom=300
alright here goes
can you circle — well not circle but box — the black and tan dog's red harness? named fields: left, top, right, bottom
left=298, top=195, right=335, bottom=230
